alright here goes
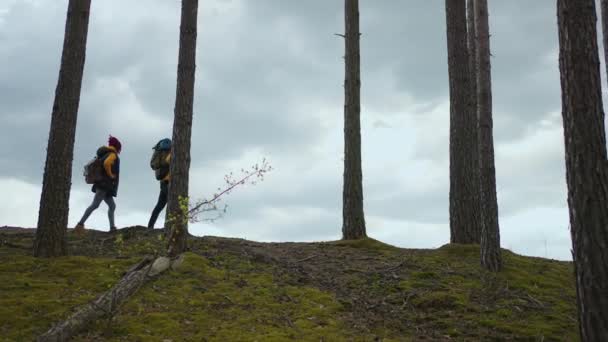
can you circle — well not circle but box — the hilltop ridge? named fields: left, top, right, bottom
left=0, top=226, right=577, bottom=341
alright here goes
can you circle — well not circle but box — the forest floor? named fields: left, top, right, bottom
left=1, top=226, right=578, bottom=341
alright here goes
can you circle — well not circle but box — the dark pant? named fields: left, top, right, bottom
left=148, top=181, right=168, bottom=229
left=79, top=189, right=116, bottom=228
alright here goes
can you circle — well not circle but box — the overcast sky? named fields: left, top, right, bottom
left=2, top=0, right=605, bottom=261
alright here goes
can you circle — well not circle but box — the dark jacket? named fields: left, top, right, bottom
left=92, top=146, right=120, bottom=197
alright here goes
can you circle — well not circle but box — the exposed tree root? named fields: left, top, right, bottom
left=37, top=254, right=183, bottom=342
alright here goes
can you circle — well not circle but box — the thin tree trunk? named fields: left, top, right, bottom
left=466, top=0, right=482, bottom=243
left=557, top=1, right=608, bottom=340
left=446, top=0, right=480, bottom=244
left=34, top=0, right=91, bottom=258
left=342, top=0, right=367, bottom=240
left=474, top=0, right=501, bottom=272
left=167, top=0, right=198, bottom=257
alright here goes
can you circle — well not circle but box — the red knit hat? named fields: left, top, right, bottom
left=108, top=135, right=122, bottom=153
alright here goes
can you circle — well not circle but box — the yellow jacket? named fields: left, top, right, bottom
left=162, top=153, right=171, bottom=182
left=104, top=146, right=118, bottom=179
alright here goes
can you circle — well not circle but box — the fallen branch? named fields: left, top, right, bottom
left=525, top=293, right=545, bottom=308
left=284, top=314, right=295, bottom=328
left=222, top=295, right=234, bottom=305
left=37, top=255, right=180, bottom=342
left=295, top=254, right=318, bottom=263
left=122, top=255, right=154, bottom=275
left=378, top=260, right=406, bottom=273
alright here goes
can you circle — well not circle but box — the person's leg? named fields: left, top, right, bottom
left=78, top=189, right=106, bottom=226
left=147, top=181, right=168, bottom=229
left=103, top=194, right=116, bottom=231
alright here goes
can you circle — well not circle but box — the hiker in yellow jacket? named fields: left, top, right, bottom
left=147, top=140, right=172, bottom=229
left=75, top=135, right=122, bottom=234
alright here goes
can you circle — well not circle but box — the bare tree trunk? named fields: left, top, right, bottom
left=474, top=0, right=501, bottom=272
left=557, top=1, right=608, bottom=340
left=600, top=0, right=608, bottom=85
left=446, top=0, right=481, bottom=244
left=466, top=0, right=482, bottom=243
left=341, top=0, right=367, bottom=240
left=34, top=0, right=91, bottom=258
left=167, top=0, right=198, bottom=257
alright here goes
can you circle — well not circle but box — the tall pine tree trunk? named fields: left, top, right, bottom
left=601, top=0, right=608, bottom=84
left=446, top=0, right=481, bottom=244
left=557, top=1, right=608, bottom=339
left=34, top=0, right=91, bottom=258
left=466, top=0, right=482, bottom=243
left=167, top=0, right=198, bottom=257
left=474, top=0, right=501, bottom=271
left=342, top=0, right=367, bottom=240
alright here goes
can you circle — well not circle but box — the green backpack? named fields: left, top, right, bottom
left=150, top=138, right=171, bottom=180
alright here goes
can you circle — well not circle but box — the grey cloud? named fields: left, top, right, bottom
left=216, top=205, right=342, bottom=242
left=0, top=0, right=576, bottom=261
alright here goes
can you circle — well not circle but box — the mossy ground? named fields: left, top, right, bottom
left=0, top=227, right=577, bottom=341
left=79, top=252, right=359, bottom=341
left=0, top=237, right=136, bottom=341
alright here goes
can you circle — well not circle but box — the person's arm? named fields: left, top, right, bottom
left=104, top=153, right=117, bottom=179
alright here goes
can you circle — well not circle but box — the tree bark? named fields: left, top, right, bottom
left=34, top=0, right=91, bottom=258
left=466, top=0, right=482, bottom=243
left=167, top=0, right=198, bottom=257
left=37, top=255, right=179, bottom=342
left=342, top=0, right=367, bottom=240
left=600, top=0, right=608, bottom=86
left=446, top=0, right=481, bottom=244
left=474, top=0, right=502, bottom=272
left=557, top=1, right=608, bottom=340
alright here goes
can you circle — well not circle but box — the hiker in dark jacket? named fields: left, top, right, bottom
left=75, top=135, right=122, bottom=234
left=147, top=142, right=171, bottom=229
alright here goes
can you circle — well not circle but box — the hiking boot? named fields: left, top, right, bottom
left=110, top=226, right=117, bottom=233
left=74, top=223, right=86, bottom=236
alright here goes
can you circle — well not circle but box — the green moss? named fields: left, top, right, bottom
left=111, top=230, right=167, bottom=257
left=411, top=291, right=463, bottom=309
left=0, top=235, right=578, bottom=341
left=329, top=237, right=400, bottom=253
left=82, top=253, right=361, bottom=341
left=392, top=244, right=578, bottom=341
left=0, top=253, right=136, bottom=340
left=330, top=243, right=577, bottom=340
left=437, top=243, right=481, bottom=259
left=410, top=270, right=440, bottom=280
